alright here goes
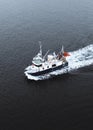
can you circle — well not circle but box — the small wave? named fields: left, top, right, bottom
left=24, top=44, right=93, bottom=81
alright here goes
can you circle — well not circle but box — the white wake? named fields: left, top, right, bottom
left=24, top=44, right=93, bottom=81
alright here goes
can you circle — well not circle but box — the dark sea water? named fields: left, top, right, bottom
left=0, top=0, right=93, bottom=129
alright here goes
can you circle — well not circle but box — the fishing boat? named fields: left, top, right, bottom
left=24, top=43, right=70, bottom=77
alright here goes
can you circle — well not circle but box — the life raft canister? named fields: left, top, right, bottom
left=63, top=52, right=70, bottom=57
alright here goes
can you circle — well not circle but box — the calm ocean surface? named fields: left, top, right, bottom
left=0, top=0, right=93, bottom=129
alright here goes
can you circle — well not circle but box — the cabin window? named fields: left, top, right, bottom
left=33, top=64, right=42, bottom=67
left=52, top=64, right=56, bottom=67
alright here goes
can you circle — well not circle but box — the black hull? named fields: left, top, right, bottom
left=28, top=62, right=68, bottom=76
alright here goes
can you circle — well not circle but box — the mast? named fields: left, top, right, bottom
left=39, top=41, right=42, bottom=57
left=61, top=45, right=64, bottom=54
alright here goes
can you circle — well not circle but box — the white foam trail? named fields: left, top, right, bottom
left=24, top=44, right=93, bottom=81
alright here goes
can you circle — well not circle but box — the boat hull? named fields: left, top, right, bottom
left=28, top=62, right=68, bottom=76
